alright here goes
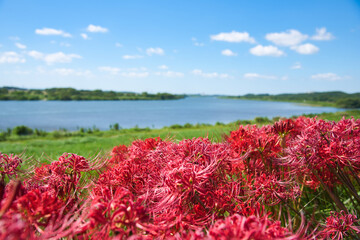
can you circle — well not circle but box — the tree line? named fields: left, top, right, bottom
left=0, top=87, right=185, bottom=101
left=226, top=91, right=360, bottom=109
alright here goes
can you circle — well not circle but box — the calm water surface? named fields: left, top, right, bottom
left=0, top=97, right=342, bottom=131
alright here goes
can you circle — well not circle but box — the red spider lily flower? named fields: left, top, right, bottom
left=95, top=138, right=171, bottom=197
left=28, top=153, right=96, bottom=200
left=272, top=119, right=296, bottom=148
left=110, top=144, right=129, bottom=164
left=226, top=125, right=256, bottom=157
left=282, top=117, right=360, bottom=189
left=326, top=117, right=360, bottom=168
left=246, top=173, right=301, bottom=205
left=281, top=118, right=333, bottom=188
left=58, top=153, right=90, bottom=173
left=321, top=211, right=360, bottom=240
left=226, top=125, right=282, bottom=174
left=129, top=137, right=163, bottom=162
left=208, top=214, right=304, bottom=240
left=143, top=139, right=239, bottom=232
left=164, top=229, right=206, bottom=240
left=33, top=163, right=52, bottom=181
left=143, top=137, right=162, bottom=150
left=0, top=212, right=35, bottom=239
left=87, top=187, right=148, bottom=238
left=14, top=189, right=64, bottom=227
left=38, top=200, right=90, bottom=239
left=272, top=119, right=295, bottom=136
left=0, top=153, right=22, bottom=207
left=0, top=181, right=21, bottom=224
left=0, top=153, right=22, bottom=178
left=233, top=201, right=267, bottom=219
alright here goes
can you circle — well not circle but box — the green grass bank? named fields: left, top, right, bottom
left=1, top=110, right=359, bottom=162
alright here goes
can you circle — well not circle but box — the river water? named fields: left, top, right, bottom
left=0, top=97, right=342, bottom=131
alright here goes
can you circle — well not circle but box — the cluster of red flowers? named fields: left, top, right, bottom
left=0, top=116, right=360, bottom=239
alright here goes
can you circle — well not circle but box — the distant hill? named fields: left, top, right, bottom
left=2, top=86, right=27, bottom=91
left=224, top=91, right=360, bottom=109
left=0, top=87, right=185, bottom=101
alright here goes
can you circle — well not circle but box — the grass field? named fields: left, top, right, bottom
left=1, top=110, right=359, bottom=162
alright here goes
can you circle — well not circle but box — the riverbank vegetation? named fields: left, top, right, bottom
left=0, top=87, right=185, bottom=101
left=1, top=110, right=359, bottom=160
left=224, top=91, right=360, bottom=108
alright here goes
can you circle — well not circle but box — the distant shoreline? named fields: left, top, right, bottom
left=222, top=91, right=360, bottom=109
left=0, top=87, right=185, bottom=101
left=0, top=98, right=186, bottom=102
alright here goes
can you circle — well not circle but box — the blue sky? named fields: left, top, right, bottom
left=0, top=0, right=360, bottom=95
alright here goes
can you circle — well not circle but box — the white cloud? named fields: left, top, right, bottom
left=312, top=27, right=334, bottom=41
left=192, top=37, right=204, bottom=47
left=44, top=52, right=81, bottom=65
left=49, top=41, right=71, bottom=47
left=28, top=50, right=44, bottom=59
left=158, top=65, right=168, bottom=70
left=28, top=51, right=81, bottom=65
left=291, top=43, right=319, bottom=55
left=291, top=62, right=302, bottom=69
left=122, top=55, right=143, bottom=60
left=243, top=73, right=277, bottom=80
left=221, top=49, right=237, bottom=56
left=194, top=42, right=204, bottom=47
left=9, top=36, right=20, bottom=41
left=120, top=72, right=149, bottom=78
left=311, top=73, right=346, bottom=81
left=155, top=71, right=184, bottom=78
left=54, top=68, right=74, bottom=76
left=36, top=66, right=46, bottom=74
left=249, top=45, right=285, bottom=57
left=210, top=31, right=255, bottom=43
left=281, top=76, right=289, bottom=81
left=146, top=47, right=165, bottom=56
left=60, top=42, right=71, bottom=47
left=80, top=33, right=89, bottom=40
left=15, top=43, right=27, bottom=49
left=98, top=66, right=121, bottom=75
left=0, top=52, right=26, bottom=63
left=115, top=42, right=123, bottom=47
left=54, top=68, right=91, bottom=77
left=266, top=29, right=308, bottom=46
left=98, top=66, right=148, bottom=78
left=127, top=67, right=147, bottom=71
left=75, top=70, right=90, bottom=76
left=13, top=70, right=31, bottom=75
left=35, top=28, right=72, bottom=37
left=192, top=69, right=230, bottom=79
left=86, top=24, right=108, bottom=33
